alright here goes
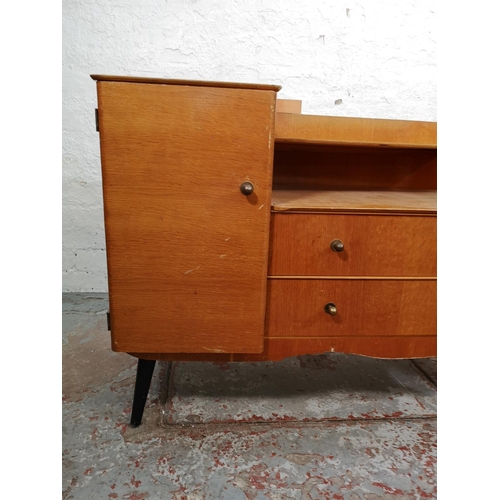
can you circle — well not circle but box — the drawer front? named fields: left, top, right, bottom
left=269, top=213, right=436, bottom=277
left=266, top=279, right=436, bottom=337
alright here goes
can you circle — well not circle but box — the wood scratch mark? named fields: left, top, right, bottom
left=184, top=265, right=201, bottom=274
left=219, top=255, right=226, bottom=259
left=225, top=238, right=230, bottom=241
left=202, top=347, right=225, bottom=353
left=258, top=204, right=265, bottom=210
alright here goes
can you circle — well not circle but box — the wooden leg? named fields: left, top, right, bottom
left=130, top=359, right=156, bottom=427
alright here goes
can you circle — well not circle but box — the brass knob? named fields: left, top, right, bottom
left=330, top=239, right=344, bottom=252
left=324, top=303, right=337, bottom=316
left=240, top=182, right=254, bottom=195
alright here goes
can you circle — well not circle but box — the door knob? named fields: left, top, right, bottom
left=240, top=182, right=254, bottom=195
left=330, top=239, right=344, bottom=252
left=324, top=303, right=337, bottom=316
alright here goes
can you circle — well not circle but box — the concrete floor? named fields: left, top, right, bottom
left=62, top=293, right=437, bottom=499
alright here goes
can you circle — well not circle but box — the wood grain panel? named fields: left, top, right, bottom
left=273, top=147, right=436, bottom=190
left=271, top=190, right=436, bottom=214
left=266, top=279, right=436, bottom=337
left=130, top=335, right=436, bottom=361
left=97, top=81, right=277, bottom=353
left=275, top=113, right=437, bottom=148
left=269, top=213, right=436, bottom=276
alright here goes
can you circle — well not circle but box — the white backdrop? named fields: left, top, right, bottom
left=62, top=0, right=436, bottom=292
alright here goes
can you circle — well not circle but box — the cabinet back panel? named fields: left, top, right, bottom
left=273, top=147, right=436, bottom=190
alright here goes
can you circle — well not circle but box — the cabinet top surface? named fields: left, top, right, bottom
left=90, top=74, right=282, bottom=92
left=91, top=75, right=436, bottom=148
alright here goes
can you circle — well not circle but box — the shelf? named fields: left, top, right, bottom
left=275, top=113, right=437, bottom=149
left=271, top=189, right=437, bottom=214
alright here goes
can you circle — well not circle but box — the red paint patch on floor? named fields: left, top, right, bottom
left=372, top=482, right=405, bottom=495
left=416, top=485, right=437, bottom=498
left=130, top=475, right=142, bottom=488
left=123, top=493, right=149, bottom=500
left=248, top=475, right=266, bottom=490
left=115, top=422, right=128, bottom=434
left=415, top=397, right=426, bottom=410
left=383, top=411, right=404, bottom=418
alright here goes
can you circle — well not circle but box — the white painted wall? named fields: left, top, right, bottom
left=62, top=0, right=436, bottom=292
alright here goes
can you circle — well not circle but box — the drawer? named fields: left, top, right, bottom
left=269, top=213, right=436, bottom=277
left=266, top=279, right=436, bottom=337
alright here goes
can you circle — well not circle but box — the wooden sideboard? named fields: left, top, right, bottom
left=91, top=75, right=437, bottom=426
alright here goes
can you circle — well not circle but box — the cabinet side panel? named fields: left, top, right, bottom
left=97, top=82, right=276, bottom=353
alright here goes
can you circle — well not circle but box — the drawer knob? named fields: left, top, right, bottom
left=240, top=182, right=254, bottom=196
left=330, top=239, right=344, bottom=252
left=324, top=302, right=337, bottom=316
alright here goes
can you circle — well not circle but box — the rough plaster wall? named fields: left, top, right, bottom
left=62, top=0, right=436, bottom=292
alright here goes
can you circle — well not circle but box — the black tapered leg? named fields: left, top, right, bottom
left=130, top=359, right=156, bottom=427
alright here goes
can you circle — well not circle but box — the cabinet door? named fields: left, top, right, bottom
left=97, top=81, right=277, bottom=353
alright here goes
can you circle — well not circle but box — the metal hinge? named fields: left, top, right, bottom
left=106, top=311, right=111, bottom=331
left=95, top=108, right=99, bottom=132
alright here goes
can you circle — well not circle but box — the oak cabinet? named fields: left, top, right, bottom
left=91, top=75, right=436, bottom=426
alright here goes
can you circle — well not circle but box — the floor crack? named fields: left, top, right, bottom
left=156, top=414, right=437, bottom=430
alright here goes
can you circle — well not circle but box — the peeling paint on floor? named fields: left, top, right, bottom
left=165, top=355, right=436, bottom=425
left=63, top=293, right=437, bottom=499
